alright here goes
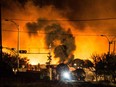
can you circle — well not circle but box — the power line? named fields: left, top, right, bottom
left=2, top=17, right=116, bottom=22
left=2, top=29, right=116, bottom=36
left=2, top=29, right=37, bottom=33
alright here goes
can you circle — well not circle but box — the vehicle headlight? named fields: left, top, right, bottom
left=62, top=72, right=70, bottom=79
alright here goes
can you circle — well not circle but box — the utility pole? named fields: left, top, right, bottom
left=0, top=3, right=2, bottom=61
left=113, top=41, right=115, bottom=54
left=48, top=44, right=52, bottom=65
left=47, top=44, right=52, bottom=80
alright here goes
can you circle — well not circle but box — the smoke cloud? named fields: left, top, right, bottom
left=28, top=0, right=116, bottom=33
left=1, top=0, right=116, bottom=63
left=26, top=18, right=48, bottom=36
left=26, top=18, right=76, bottom=62
left=2, top=0, right=116, bottom=32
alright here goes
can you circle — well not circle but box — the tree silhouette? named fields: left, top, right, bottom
left=2, top=52, right=29, bottom=69
left=91, top=53, right=116, bottom=82
left=84, top=59, right=94, bottom=68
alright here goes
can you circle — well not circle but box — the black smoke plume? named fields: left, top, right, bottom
left=26, top=18, right=76, bottom=62
left=26, top=18, right=48, bottom=36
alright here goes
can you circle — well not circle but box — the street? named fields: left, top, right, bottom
left=0, top=77, right=116, bottom=87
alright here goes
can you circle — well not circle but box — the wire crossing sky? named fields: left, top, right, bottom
left=1, top=0, right=116, bottom=64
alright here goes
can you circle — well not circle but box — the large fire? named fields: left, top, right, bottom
left=1, top=0, right=116, bottom=65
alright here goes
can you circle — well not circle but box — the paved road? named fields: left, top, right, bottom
left=53, top=81, right=116, bottom=87
left=0, top=78, right=116, bottom=87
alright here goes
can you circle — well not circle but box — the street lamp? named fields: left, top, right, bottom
left=101, top=35, right=116, bottom=55
left=113, top=41, right=116, bottom=54
left=5, top=19, right=20, bottom=71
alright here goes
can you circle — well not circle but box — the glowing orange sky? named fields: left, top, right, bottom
left=2, top=21, right=114, bottom=65
left=1, top=1, right=116, bottom=65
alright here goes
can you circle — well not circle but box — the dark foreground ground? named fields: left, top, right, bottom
left=0, top=71, right=116, bottom=87
left=0, top=77, right=116, bottom=87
